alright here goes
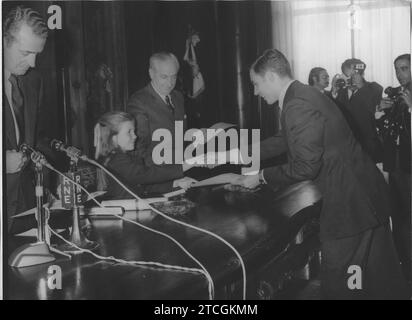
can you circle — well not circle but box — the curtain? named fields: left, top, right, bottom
left=353, top=0, right=410, bottom=88
left=271, top=0, right=410, bottom=90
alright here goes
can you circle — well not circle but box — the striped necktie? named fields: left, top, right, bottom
left=165, top=95, right=175, bottom=115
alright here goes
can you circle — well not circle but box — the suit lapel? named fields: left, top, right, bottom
left=19, top=74, right=37, bottom=146
left=147, top=84, right=175, bottom=120
left=3, top=93, right=18, bottom=149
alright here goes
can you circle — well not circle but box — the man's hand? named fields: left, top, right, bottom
left=228, top=174, right=260, bottom=190
left=351, top=73, right=364, bottom=90
left=331, top=74, right=342, bottom=95
left=173, top=177, right=197, bottom=190
left=400, top=89, right=412, bottom=112
left=377, top=97, right=394, bottom=111
left=6, top=150, right=26, bottom=174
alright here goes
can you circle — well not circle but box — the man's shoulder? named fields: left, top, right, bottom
left=366, top=81, right=383, bottom=96
left=368, top=81, right=383, bottom=90
left=288, top=81, right=323, bottom=103
left=129, top=85, right=151, bottom=101
left=285, top=82, right=334, bottom=113
left=288, top=80, right=314, bottom=97
left=128, top=85, right=153, bottom=110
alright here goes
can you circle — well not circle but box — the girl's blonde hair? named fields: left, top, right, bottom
left=94, top=111, right=135, bottom=190
left=94, top=111, right=135, bottom=160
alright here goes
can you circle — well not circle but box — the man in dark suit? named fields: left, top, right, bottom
left=330, top=59, right=383, bottom=163
left=233, top=49, right=408, bottom=299
left=127, top=52, right=195, bottom=192
left=3, top=6, right=49, bottom=234
left=376, top=54, right=411, bottom=281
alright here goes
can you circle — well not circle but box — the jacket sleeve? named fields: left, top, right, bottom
left=255, top=134, right=287, bottom=161
left=262, top=101, right=325, bottom=189
left=107, top=153, right=182, bottom=190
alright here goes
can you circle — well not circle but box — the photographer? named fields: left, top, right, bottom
left=330, top=59, right=383, bottom=163
left=308, top=67, right=330, bottom=93
left=376, top=54, right=411, bottom=281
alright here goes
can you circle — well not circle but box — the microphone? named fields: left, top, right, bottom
left=50, top=139, right=88, bottom=160
left=20, top=143, right=50, bottom=167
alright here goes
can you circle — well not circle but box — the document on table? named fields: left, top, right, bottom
left=208, top=122, right=236, bottom=130
left=191, top=173, right=242, bottom=188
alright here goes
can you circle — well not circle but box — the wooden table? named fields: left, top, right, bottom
left=5, top=181, right=322, bottom=300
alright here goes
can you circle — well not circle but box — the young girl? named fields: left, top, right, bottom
left=94, top=111, right=196, bottom=199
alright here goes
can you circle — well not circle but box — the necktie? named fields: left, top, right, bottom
left=165, top=95, right=175, bottom=115
left=9, top=74, right=25, bottom=143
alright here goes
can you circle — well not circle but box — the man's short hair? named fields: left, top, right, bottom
left=3, top=6, right=48, bottom=45
left=341, top=59, right=353, bottom=73
left=394, top=54, right=411, bottom=65
left=251, top=49, right=292, bottom=78
left=308, top=67, right=326, bottom=86
left=149, top=52, right=180, bottom=71
left=341, top=58, right=366, bottom=75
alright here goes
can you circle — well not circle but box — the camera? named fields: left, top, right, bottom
left=334, top=74, right=349, bottom=90
left=345, top=63, right=366, bottom=89
left=336, top=78, right=346, bottom=89
left=384, top=86, right=403, bottom=101
left=353, top=63, right=366, bottom=74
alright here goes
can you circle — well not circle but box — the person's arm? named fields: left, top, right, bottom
left=371, top=83, right=383, bottom=113
left=199, top=130, right=287, bottom=169
left=262, top=102, right=325, bottom=190
left=108, top=152, right=184, bottom=187
left=144, top=176, right=197, bottom=194
left=253, top=134, right=287, bottom=161
left=108, top=153, right=197, bottom=195
left=6, top=150, right=26, bottom=174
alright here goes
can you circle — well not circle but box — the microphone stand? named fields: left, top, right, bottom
left=8, top=154, right=56, bottom=268
left=57, top=155, right=99, bottom=252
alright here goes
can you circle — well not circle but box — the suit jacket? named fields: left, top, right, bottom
left=4, top=69, right=48, bottom=233
left=376, top=85, right=411, bottom=173
left=262, top=81, right=390, bottom=241
left=104, top=151, right=182, bottom=199
left=333, top=82, right=383, bottom=162
left=126, top=84, right=185, bottom=184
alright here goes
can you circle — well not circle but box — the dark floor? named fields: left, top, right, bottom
left=273, top=278, right=321, bottom=300
left=278, top=258, right=412, bottom=300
